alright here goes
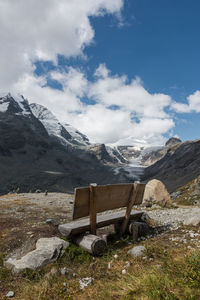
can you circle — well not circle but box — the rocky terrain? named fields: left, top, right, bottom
left=142, top=139, right=200, bottom=192
left=1, top=180, right=200, bottom=299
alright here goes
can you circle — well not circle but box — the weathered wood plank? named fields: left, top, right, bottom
left=120, top=183, right=145, bottom=235
left=59, top=210, right=144, bottom=237
left=89, top=184, right=97, bottom=234
left=72, top=187, right=90, bottom=220
left=134, top=183, right=146, bottom=205
left=73, top=183, right=133, bottom=220
left=120, top=183, right=135, bottom=235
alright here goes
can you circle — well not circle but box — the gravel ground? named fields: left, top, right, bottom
left=145, top=207, right=200, bottom=229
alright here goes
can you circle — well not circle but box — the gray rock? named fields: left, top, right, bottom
left=171, top=191, right=181, bottom=200
left=60, top=267, right=68, bottom=275
left=5, top=237, right=69, bottom=273
left=45, top=219, right=59, bottom=226
left=183, top=216, right=200, bottom=226
left=128, top=245, right=146, bottom=257
left=79, top=277, right=94, bottom=289
left=6, top=291, right=14, bottom=298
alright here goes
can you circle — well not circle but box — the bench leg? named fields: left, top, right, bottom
left=129, top=222, right=151, bottom=241
left=73, top=233, right=107, bottom=256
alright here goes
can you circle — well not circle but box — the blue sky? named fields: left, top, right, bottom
left=0, top=0, right=200, bottom=146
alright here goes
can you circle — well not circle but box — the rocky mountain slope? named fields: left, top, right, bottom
left=142, top=139, right=200, bottom=192
left=115, top=137, right=182, bottom=167
left=0, top=93, right=130, bottom=194
left=30, top=103, right=90, bottom=147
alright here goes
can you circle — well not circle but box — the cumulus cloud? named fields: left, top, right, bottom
left=172, top=90, right=200, bottom=113
left=0, top=0, right=123, bottom=88
left=14, top=65, right=175, bottom=146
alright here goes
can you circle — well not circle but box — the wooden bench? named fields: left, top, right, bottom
left=59, top=182, right=146, bottom=255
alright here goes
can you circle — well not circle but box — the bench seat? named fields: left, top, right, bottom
left=59, top=210, right=144, bottom=237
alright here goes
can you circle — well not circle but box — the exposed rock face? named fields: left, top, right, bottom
left=5, top=237, right=69, bottom=273
left=141, top=138, right=182, bottom=167
left=165, top=137, right=182, bottom=147
left=143, top=179, right=172, bottom=207
left=116, top=138, right=182, bottom=168
left=142, top=140, right=200, bottom=192
left=30, top=103, right=90, bottom=146
left=88, top=144, right=126, bottom=164
left=140, top=147, right=166, bottom=167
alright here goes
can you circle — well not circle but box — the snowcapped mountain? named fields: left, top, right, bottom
left=30, top=103, right=90, bottom=146
left=0, top=92, right=130, bottom=194
left=0, top=93, right=31, bottom=116
left=63, top=123, right=90, bottom=145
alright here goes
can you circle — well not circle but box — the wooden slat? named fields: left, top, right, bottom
left=72, top=187, right=90, bottom=220
left=89, top=184, right=97, bottom=234
left=120, top=183, right=145, bottom=235
left=59, top=210, right=144, bottom=237
left=134, top=183, right=146, bottom=205
left=73, top=183, right=133, bottom=220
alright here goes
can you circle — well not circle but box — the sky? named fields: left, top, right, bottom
left=0, top=0, right=200, bottom=146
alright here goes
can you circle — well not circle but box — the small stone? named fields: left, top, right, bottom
left=6, top=291, right=14, bottom=298
left=108, top=261, right=113, bottom=269
left=60, top=267, right=68, bottom=275
left=128, top=246, right=146, bottom=258
left=149, top=258, right=154, bottom=262
left=63, top=282, right=67, bottom=287
left=51, top=267, right=57, bottom=275
left=45, top=219, right=59, bottom=226
left=79, top=277, right=93, bottom=289
left=124, top=261, right=130, bottom=269
left=189, top=233, right=195, bottom=238
left=122, top=269, right=126, bottom=275
left=113, top=254, right=118, bottom=259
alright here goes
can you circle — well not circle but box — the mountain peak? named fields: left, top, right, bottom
left=165, top=137, right=182, bottom=147
left=0, top=92, right=31, bottom=116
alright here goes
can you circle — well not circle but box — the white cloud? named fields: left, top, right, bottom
left=90, top=65, right=172, bottom=118
left=0, top=0, right=123, bottom=88
left=13, top=65, right=175, bottom=146
left=172, top=90, right=200, bottom=113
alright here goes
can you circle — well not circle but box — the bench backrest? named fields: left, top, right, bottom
left=73, top=183, right=135, bottom=220
left=73, top=183, right=145, bottom=217
left=72, top=182, right=145, bottom=235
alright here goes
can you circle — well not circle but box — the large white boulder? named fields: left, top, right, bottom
left=143, top=179, right=172, bottom=207
left=4, top=237, right=69, bottom=273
